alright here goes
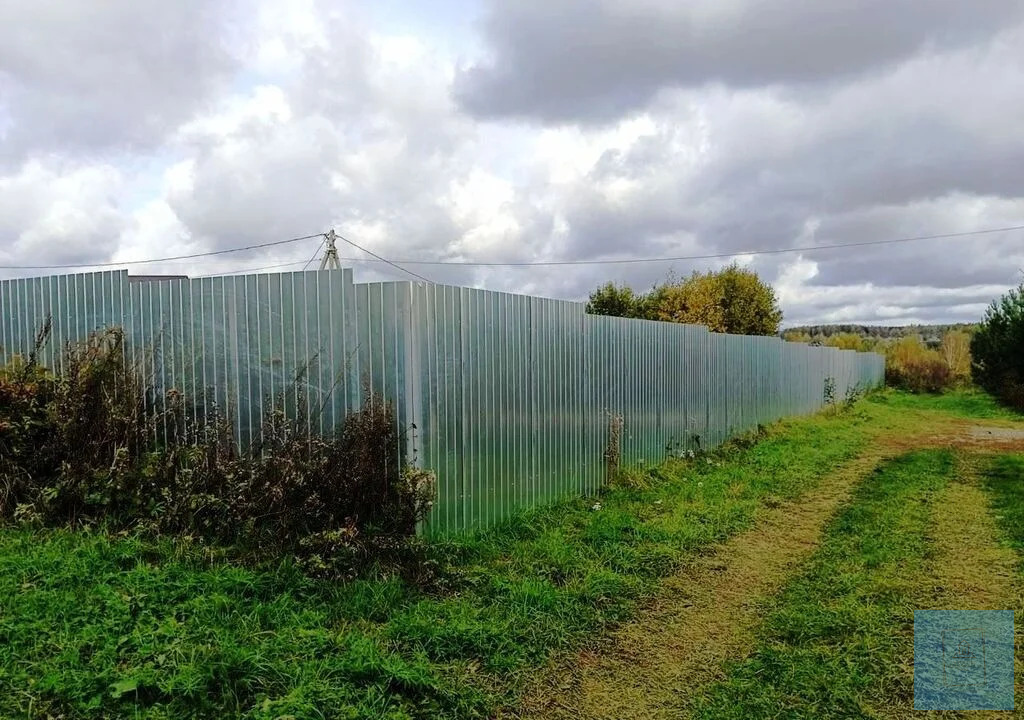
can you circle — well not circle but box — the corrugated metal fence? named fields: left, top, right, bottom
left=1, top=270, right=884, bottom=534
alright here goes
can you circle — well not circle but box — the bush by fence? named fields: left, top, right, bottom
left=0, top=326, right=434, bottom=579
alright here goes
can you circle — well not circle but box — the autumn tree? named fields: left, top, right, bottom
left=654, top=271, right=725, bottom=329
left=782, top=330, right=814, bottom=344
left=940, top=329, right=972, bottom=383
left=586, top=265, right=784, bottom=336
left=654, top=265, right=783, bottom=335
left=824, top=333, right=867, bottom=351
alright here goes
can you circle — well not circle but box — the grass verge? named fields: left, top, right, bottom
left=691, top=449, right=954, bottom=719
left=0, top=400, right=897, bottom=719
left=980, top=452, right=1024, bottom=715
left=865, top=387, right=1024, bottom=421
left=7, top=388, right=1013, bottom=719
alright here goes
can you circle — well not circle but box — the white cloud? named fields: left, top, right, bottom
left=0, top=160, right=126, bottom=266
left=0, top=0, right=1021, bottom=327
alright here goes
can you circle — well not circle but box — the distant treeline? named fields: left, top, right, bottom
left=781, top=323, right=977, bottom=348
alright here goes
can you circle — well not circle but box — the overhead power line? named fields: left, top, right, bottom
left=197, top=259, right=313, bottom=278
left=2, top=223, right=1021, bottom=274
left=302, top=237, right=327, bottom=272
left=342, top=224, right=1024, bottom=267
left=197, top=222, right=1024, bottom=275
left=333, top=231, right=433, bottom=283
left=0, top=232, right=327, bottom=270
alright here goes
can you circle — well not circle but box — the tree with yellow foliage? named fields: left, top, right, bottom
left=940, top=329, right=972, bottom=383
left=824, top=333, right=867, bottom=351
left=651, top=264, right=783, bottom=335
left=782, top=330, right=814, bottom=344
left=586, top=264, right=783, bottom=335
left=884, top=336, right=952, bottom=392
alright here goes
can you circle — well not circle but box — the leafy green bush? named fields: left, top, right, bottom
left=0, top=324, right=434, bottom=579
left=971, top=283, right=1024, bottom=409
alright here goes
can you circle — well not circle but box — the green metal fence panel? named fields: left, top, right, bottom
left=1, top=270, right=885, bottom=535
left=124, top=270, right=358, bottom=447
left=0, top=270, right=127, bottom=369
left=349, top=281, right=883, bottom=535
left=1, top=269, right=358, bottom=448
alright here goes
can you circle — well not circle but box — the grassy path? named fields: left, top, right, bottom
left=978, top=453, right=1024, bottom=718
left=929, top=455, right=1019, bottom=612
left=691, top=450, right=955, bottom=718
left=672, top=411, right=1024, bottom=718
left=874, top=453, right=1023, bottom=719
left=514, top=392, right=1024, bottom=720
left=513, top=451, right=887, bottom=720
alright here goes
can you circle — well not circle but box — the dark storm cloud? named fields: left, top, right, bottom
left=529, top=18, right=1024, bottom=319
left=454, top=0, right=1024, bottom=122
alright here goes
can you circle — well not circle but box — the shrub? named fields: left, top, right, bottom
left=0, top=324, right=435, bottom=579
left=823, top=376, right=836, bottom=406
left=884, top=337, right=954, bottom=393
left=844, top=383, right=863, bottom=408
left=971, top=283, right=1024, bottom=410
left=0, top=330, right=56, bottom=511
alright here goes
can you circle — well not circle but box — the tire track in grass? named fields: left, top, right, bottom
left=877, top=452, right=1023, bottom=719
left=928, top=454, right=1019, bottom=610
left=961, top=451, right=1024, bottom=720
left=689, top=450, right=954, bottom=720
left=513, top=450, right=890, bottom=720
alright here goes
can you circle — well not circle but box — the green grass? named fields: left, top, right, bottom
left=4, top=389, right=1014, bottom=719
left=692, top=449, right=954, bottom=719
left=866, top=386, right=1024, bottom=420
left=981, top=453, right=1024, bottom=560
left=0, top=401, right=895, bottom=719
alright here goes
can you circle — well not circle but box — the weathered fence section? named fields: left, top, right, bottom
left=0, top=270, right=885, bottom=534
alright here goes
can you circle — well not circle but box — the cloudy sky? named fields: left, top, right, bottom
left=2, top=0, right=1023, bottom=326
